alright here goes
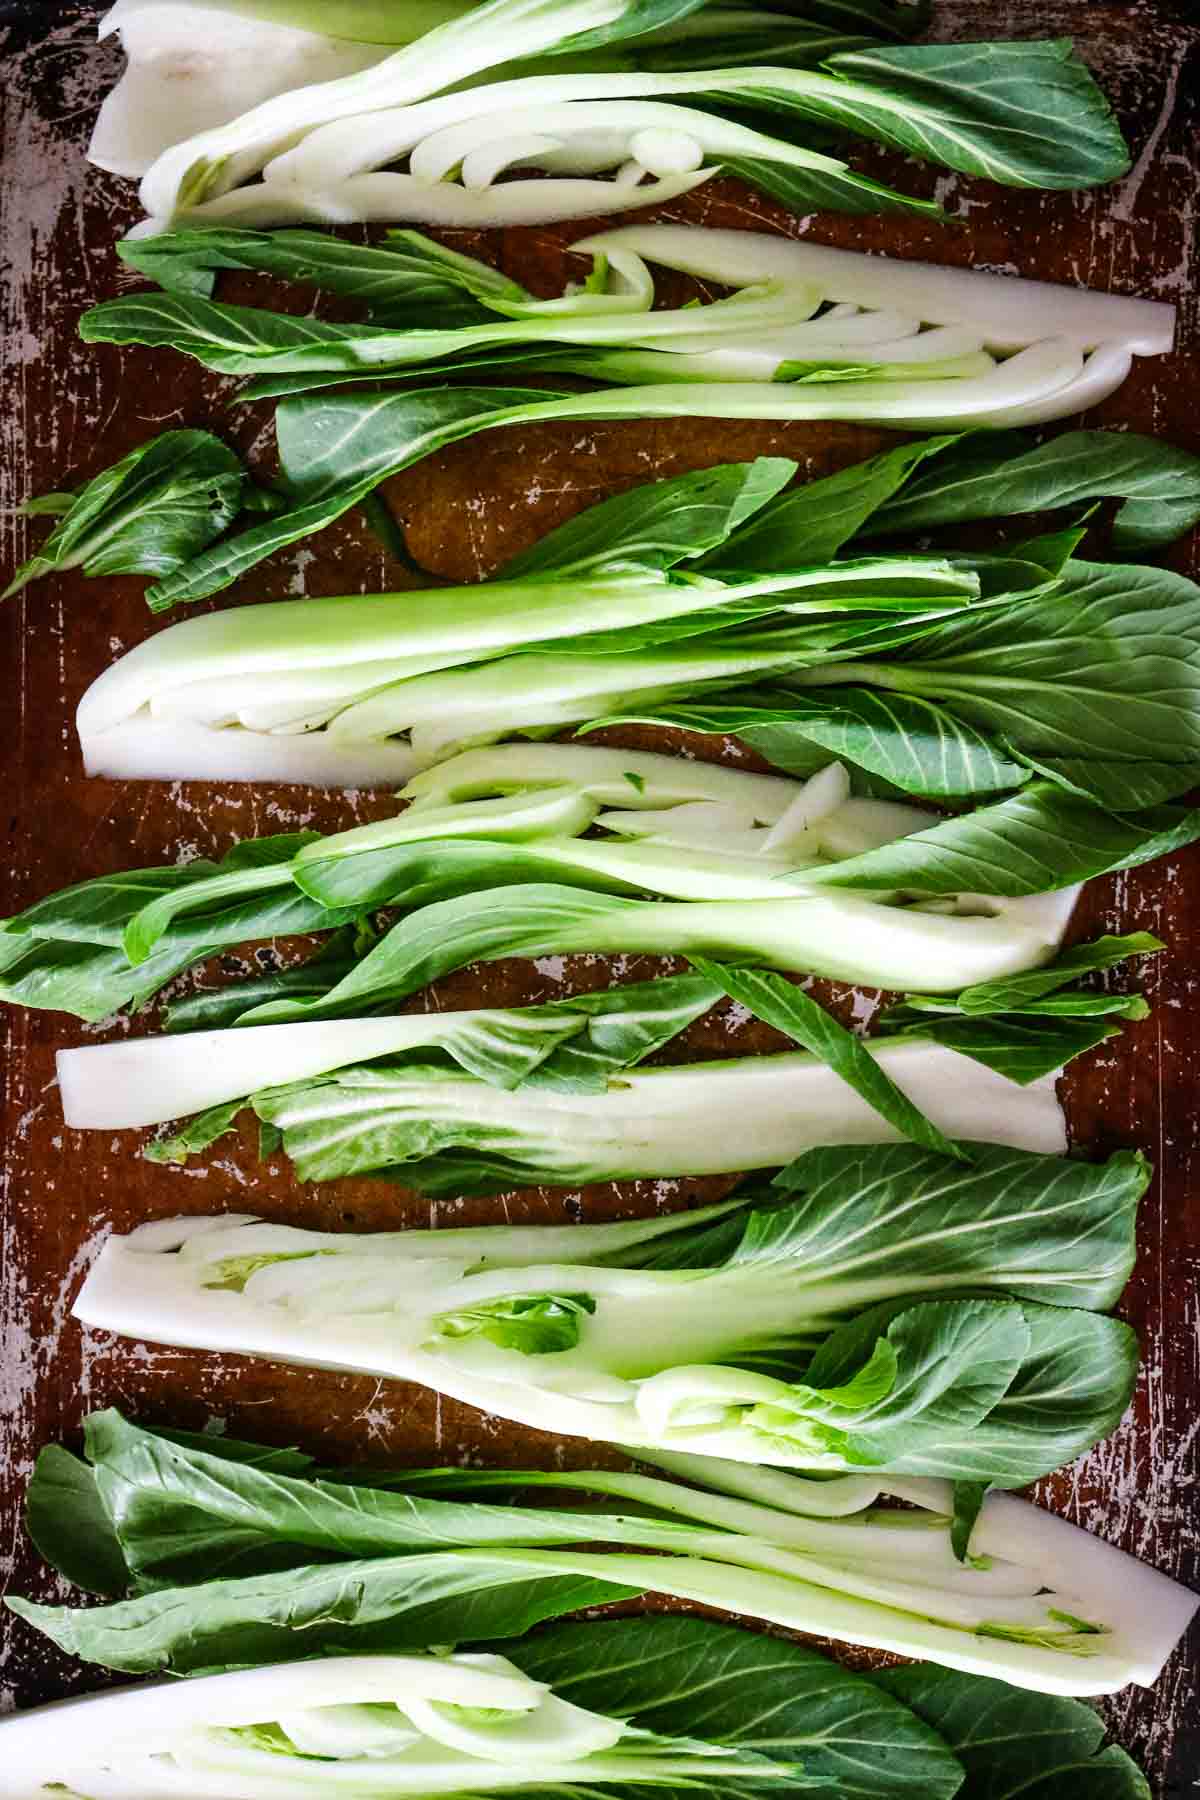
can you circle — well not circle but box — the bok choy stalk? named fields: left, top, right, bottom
left=69, top=1138, right=1147, bottom=1489
left=0, top=1614, right=976, bottom=1800
left=100, top=0, right=1129, bottom=234
left=73, top=446, right=1200, bottom=814
left=13, top=1420, right=1196, bottom=1715
left=86, top=226, right=1174, bottom=425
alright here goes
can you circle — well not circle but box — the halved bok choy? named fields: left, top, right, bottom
left=94, top=0, right=1129, bottom=232
left=0, top=1617, right=964, bottom=1800
left=1, top=738, right=1117, bottom=1025
left=72, top=441, right=1200, bottom=818
left=13, top=1414, right=1195, bottom=1713
left=87, top=225, right=1174, bottom=426
left=69, top=1133, right=1148, bottom=1488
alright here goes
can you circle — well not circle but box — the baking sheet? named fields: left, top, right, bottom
left=1, top=2, right=1197, bottom=1788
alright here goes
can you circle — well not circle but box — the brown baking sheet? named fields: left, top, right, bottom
left=1, top=2, right=1197, bottom=1789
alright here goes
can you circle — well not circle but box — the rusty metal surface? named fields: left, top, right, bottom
left=1, top=1, right=1198, bottom=1789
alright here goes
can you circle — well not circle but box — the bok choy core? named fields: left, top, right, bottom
left=92, top=0, right=1131, bottom=232
left=15, top=1406, right=1197, bottom=1697
left=70, top=1139, right=1147, bottom=1487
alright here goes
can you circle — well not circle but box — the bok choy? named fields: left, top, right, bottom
left=13, top=1413, right=1196, bottom=1709
left=71, top=441, right=1200, bottom=819
left=52, top=964, right=1097, bottom=1177
left=1, top=736, right=1130, bottom=1025
left=85, top=225, right=1173, bottom=428
left=0, top=1618, right=968, bottom=1800
left=69, top=1137, right=1147, bottom=1487
left=95, top=0, right=1129, bottom=233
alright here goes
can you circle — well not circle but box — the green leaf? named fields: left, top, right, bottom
left=605, top=686, right=1027, bottom=799
left=25, top=1446, right=130, bottom=1598
left=503, top=1616, right=962, bottom=1800
left=806, top=782, right=1200, bottom=897
left=705, top=436, right=960, bottom=572
left=868, top=428, right=1200, bottom=556
left=5, top=1553, right=638, bottom=1674
left=237, top=886, right=636, bottom=1024
left=764, top=1141, right=1146, bottom=1312
left=875, top=1664, right=1152, bottom=1797
left=807, top=39, right=1130, bottom=188
left=950, top=1481, right=988, bottom=1563
left=145, top=386, right=550, bottom=609
left=3, top=430, right=244, bottom=600
left=690, top=960, right=968, bottom=1162
left=892, top=1012, right=1123, bottom=1085
left=798, top=1299, right=1031, bottom=1468
left=500, top=458, right=796, bottom=579
left=953, top=932, right=1164, bottom=1013
left=63, top=1411, right=699, bottom=1591
left=878, top=1301, right=1138, bottom=1484
left=719, top=153, right=943, bottom=221
left=119, top=226, right=502, bottom=326
left=837, top=558, right=1200, bottom=809
left=434, top=1291, right=596, bottom=1355
left=144, top=1098, right=246, bottom=1165
left=163, top=932, right=363, bottom=1033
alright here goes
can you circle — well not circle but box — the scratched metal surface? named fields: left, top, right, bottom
left=1, top=0, right=1198, bottom=1787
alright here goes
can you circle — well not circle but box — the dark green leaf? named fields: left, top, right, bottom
left=690, top=959, right=967, bottom=1162
left=145, top=387, right=551, bottom=608
left=118, top=226, right=503, bottom=326
left=876, top=1662, right=1152, bottom=1796
left=25, top=1446, right=129, bottom=1598
left=894, top=1011, right=1123, bottom=1084
left=503, top=1617, right=962, bottom=1800
left=4, top=430, right=244, bottom=600
left=719, top=154, right=942, bottom=220
left=765, top=1141, right=1146, bottom=1312
left=807, top=783, right=1200, bottom=897
left=6, top=1553, right=637, bottom=1674
left=602, top=686, right=1027, bottom=798
left=868, top=429, right=1200, bottom=556
left=953, top=932, right=1164, bottom=1013
left=949, top=1481, right=988, bottom=1563
left=500, top=458, right=796, bottom=579
left=809, top=40, right=1129, bottom=187
left=841, top=559, right=1200, bottom=809
left=705, top=437, right=960, bottom=571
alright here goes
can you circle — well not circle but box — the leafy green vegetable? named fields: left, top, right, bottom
left=603, top=686, right=1031, bottom=799
left=800, top=558, right=1200, bottom=809
left=3, top=430, right=246, bottom=599
left=19, top=1388, right=1193, bottom=1699
left=806, top=785, right=1200, bottom=896
left=69, top=1123, right=1142, bottom=1486
left=866, top=428, right=1200, bottom=556
left=876, top=1664, right=1154, bottom=1797
left=690, top=958, right=966, bottom=1161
